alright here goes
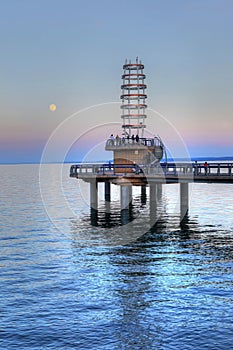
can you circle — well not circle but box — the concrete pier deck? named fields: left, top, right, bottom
left=70, top=162, right=233, bottom=184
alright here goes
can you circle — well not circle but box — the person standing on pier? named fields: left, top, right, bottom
left=204, top=161, right=208, bottom=175
left=116, top=134, right=120, bottom=145
left=109, top=134, right=114, bottom=145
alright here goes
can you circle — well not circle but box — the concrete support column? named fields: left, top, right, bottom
left=157, top=183, right=162, bottom=200
left=129, top=185, right=132, bottom=207
left=90, top=208, right=98, bottom=226
left=150, top=184, right=158, bottom=227
left=120, top=185, right=131, bottom=210
left=180, top=182, right=189, bottom=218
left=120, top=185, right=132, bottom=225
left=105, top=182, right=111, bottom=202
left=141, top=185, right=146, bottom=197
left=90, top=180, right=98, bottom=211
left=141, top=185, right=147, bottom=204
left=150, top=184, right=157, bottom=204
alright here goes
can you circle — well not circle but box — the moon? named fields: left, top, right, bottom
left=49, top=104, right=57, bottom=112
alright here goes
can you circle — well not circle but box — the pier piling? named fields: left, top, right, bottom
left=149, top=184, right=159, bottom=226
left=105, top=182, right=111, bottom=202
left=141, top=185, right=147, bottom=204
left=90, top=181, right=98, bottom=211
left=150, top=184, right=158, bottom=204
left=120, top=185, right=132, bottom=210
left=157, top=183, right=162, bottom=200
left=180, top=182, right=189, bottom=218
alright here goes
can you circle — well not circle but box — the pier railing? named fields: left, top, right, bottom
left=105, top=136, right=163, bottom=149
left=70, top=162, right=233, bottom=178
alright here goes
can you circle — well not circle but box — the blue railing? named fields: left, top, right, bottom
left=70, top=162, right=233, bottom=177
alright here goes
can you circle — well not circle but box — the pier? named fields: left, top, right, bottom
left=70, top=161, right=233, bottom=220
left=70, top=58, right=233, bottom=224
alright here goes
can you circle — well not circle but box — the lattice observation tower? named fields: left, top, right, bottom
left=105, top=58, right=164, bottom=172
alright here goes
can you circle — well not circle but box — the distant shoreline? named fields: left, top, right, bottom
left=1, top=156, right=233, bottom=165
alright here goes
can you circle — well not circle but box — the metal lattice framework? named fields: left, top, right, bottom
left=121, top=57, right=147, bottom=137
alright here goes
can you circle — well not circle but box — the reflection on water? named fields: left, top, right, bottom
left=1, top=164, right=233, bottom=349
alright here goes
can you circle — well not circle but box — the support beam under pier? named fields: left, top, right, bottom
left=149, top=183, right=163, bottom=202
left=157, top=183, right=162, bottom=200
left=150, top=184, right=158, bottom=204
left=180, top=182, right=189, bottom=219
left=141, top=185, right=147, bottom=204
left=120, top=185, right=132, bottom=225
left=105, top=182, right=111, bottom=202
left=120, top=185, right=132, bottom=210
left=149, top=184, right=159, bottom=227
left=90, top=180, right=98, bottom=211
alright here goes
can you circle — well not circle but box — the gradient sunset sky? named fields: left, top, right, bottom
left=1, top=0, right=233, bottom=163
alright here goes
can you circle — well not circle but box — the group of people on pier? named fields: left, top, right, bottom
left=108, top=133, right=140, bottom=146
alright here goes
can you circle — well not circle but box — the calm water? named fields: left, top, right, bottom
left=1, top=164, right=233, bottom=349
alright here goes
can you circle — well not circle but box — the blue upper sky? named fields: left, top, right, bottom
left=1, top=0, right=233, bottom=163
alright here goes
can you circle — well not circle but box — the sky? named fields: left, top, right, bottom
left=0, top=0, right=233, bottom=163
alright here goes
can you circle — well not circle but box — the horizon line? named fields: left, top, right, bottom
left=1, top=155, right=233, bottom=165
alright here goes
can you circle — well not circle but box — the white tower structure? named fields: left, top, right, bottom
left=105, top=58, right=164, bottom=172
left=121, top=57, right=147, bottom=138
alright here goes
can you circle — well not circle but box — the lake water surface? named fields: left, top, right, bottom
left=0, top=164, right=233, bottom=349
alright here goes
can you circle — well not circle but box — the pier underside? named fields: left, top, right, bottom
left=70, top=162, right=233, bottom=224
